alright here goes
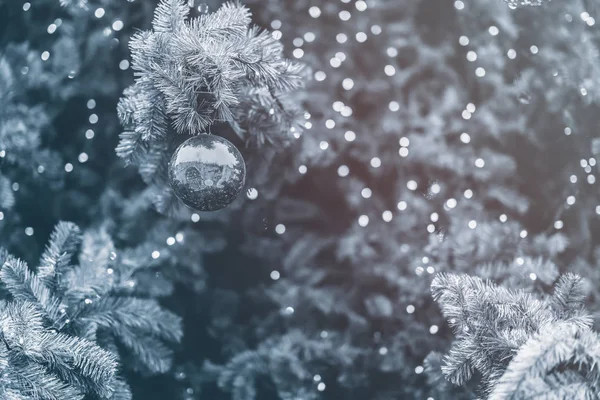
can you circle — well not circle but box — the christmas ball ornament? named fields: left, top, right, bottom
left=168, top=134, right=246, bottom=211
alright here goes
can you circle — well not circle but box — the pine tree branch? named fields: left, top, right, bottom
left=37, top=222, right=81, bottom=286
left=0, top=257, right=64, bottom=323
left=117, top=0, right=306, bottom=206
left=75, top=297, right=183, bottom=343
left=0, top=222, right=183, bottom=398
left=550, top=273, right=587, bottom=319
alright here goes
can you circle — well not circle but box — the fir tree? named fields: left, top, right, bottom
left=431, top=272, right=600, bottom=398
left=0, top=47, right=64, bottom=194
left=0, top=222, right=183, bottom=399
left=0, top=0, right=143, bottom=257
left=2, top=0, right=600, bottom=398
left=187, top=0, right=600, bottom=397
left=117, top=0, right=306, bottom=215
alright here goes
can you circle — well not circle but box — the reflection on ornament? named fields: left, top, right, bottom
left=168, top=134, right=246, bottom=211
left=518, top=92, right=531, bottom=104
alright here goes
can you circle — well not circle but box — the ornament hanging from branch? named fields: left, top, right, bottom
left=116, top=0, right=305, bottom=214
left=169, top=134, right=245, bottom=211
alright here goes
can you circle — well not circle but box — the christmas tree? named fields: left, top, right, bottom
left=1, top=0, right=600, bottom=398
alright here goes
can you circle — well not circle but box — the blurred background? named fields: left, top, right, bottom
left=1, top=0, right=600, bottom=398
